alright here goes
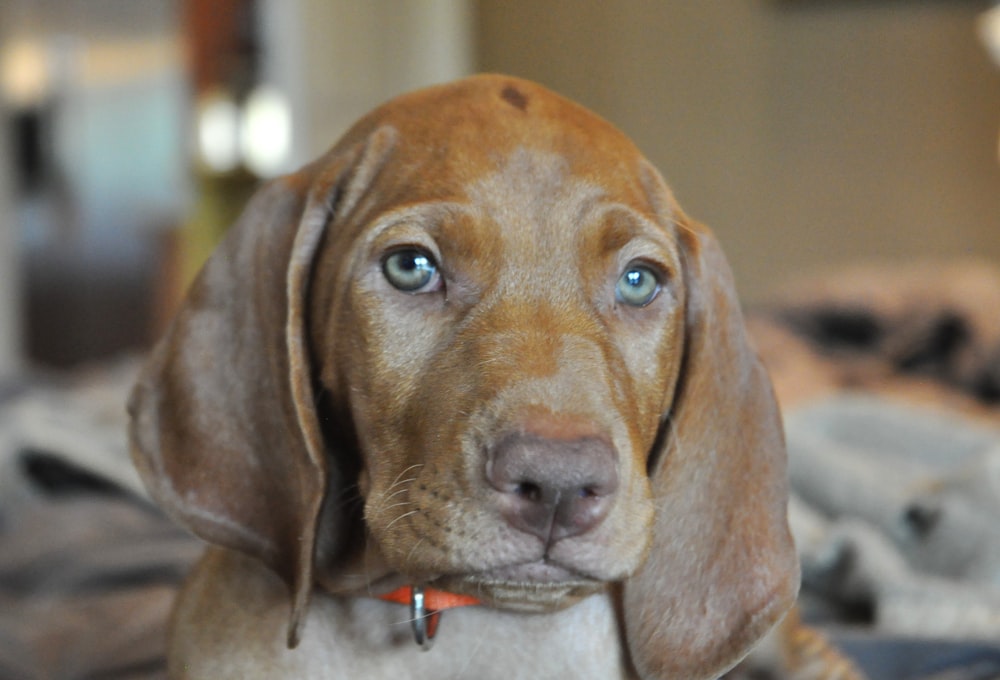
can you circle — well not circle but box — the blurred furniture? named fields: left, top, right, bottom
left=0, top=2, right=188, bottom=369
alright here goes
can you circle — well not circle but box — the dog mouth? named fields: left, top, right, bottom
left=472, top=559, right=587, bottom=583
left=430, top=560, right=606, bottom=612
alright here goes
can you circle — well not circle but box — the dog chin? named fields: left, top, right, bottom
left=435, top=563, right=607, bottom=612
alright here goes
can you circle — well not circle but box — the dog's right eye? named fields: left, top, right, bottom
left=382, top=249, right=440, bottom=292
left=616, top=263, right=661, bottom=307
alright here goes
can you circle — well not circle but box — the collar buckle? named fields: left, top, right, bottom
left=377, top=584, right=481, bottom=649
left=409, top=585, right=437, bottom=650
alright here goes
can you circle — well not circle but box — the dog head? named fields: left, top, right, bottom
left=129, top=75, right=797, bottom=679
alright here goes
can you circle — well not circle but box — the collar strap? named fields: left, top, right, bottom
left=377, top=585, right=481, bottom=650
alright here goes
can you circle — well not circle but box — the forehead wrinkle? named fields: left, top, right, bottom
left=466, top=148, right=606, bottom=237
left=464, top=148, right=609, bottom=298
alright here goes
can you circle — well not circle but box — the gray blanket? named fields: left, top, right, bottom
left=789, top=396, right=1000, bottom=641
left=0, top=362, right=199, bottom=679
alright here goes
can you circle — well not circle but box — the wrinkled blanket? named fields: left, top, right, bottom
left=749, top=261, right=1000, bottom=678
left=0, top=362, right=200, bottom=679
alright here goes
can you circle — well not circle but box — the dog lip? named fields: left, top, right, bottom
left=471, top=560, right=591, bottom=584
left=433, top=561, right=606, bottom=612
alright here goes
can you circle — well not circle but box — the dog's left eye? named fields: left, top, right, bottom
left=616, top=264, right=661, bottom=307
left=383, top=249, right=440, bottom=292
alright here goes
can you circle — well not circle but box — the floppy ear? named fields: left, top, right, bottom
left=623, top=186, right=799, bottom=678
left=128, top=127, right=397, bottom=646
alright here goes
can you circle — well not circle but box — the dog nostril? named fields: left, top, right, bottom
left=487, top=433, right=618, bottom=542
left=514, top=481, right=543, bottom=502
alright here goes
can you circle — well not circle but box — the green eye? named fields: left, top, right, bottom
left=383, top=249, right=439, bottom=292
left=616, top=264, right=661, bottom=307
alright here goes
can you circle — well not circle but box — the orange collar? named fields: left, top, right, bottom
left=377, top=585, right=481, bottom=649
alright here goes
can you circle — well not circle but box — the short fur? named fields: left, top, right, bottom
left=129, top=75, right=799, bottom=679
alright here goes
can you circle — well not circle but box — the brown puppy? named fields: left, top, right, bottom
left=129, top=75, right=798, bottom=679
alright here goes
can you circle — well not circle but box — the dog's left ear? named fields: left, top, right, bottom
left=128, top=127, right=397, bottom=647
left=623, top=167, right=799, bottom=679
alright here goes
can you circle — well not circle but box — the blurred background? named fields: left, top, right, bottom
left=1, top=0, right=998, bottom=375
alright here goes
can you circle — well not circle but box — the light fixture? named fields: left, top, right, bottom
left=239, top=84, right=292, bottom=177
left=979, top=3, right=1000, bottom=69
left=196, top=90, right=241, bottom=173
left=978, top=4, right=1000, bottom=164
left=196, top=84, right=292, bottom=177
left=0, top=39, right=50, bottom=108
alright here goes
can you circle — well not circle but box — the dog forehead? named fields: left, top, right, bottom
left=462, top=147, right=607, bottom=256
left=338, top=75, right=649, bottom=202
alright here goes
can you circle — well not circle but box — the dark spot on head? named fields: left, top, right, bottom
left=501, top=85, right=528, bottom=111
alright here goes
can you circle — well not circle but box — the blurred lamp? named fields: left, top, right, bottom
left=980, top=3, right=1000, bottom=68
left=0, top=39, right=49, bottom=107
left=240, top=85, right=292, bottom=177
left=197, top=90, right=240, bottom=173
left=980, top=3, right=1000, bottom=164
left=196, top=85, right=291, bottom=177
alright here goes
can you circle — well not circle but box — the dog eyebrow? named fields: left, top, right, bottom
left=584, top=203, right=677, bottom=263
left=361, top=202, right=479, bottom=248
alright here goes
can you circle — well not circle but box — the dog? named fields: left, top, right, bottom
left=129, top=74, right=800, bottom=679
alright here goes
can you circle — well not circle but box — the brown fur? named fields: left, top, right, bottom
left=129, top=75, right=799, bottom=679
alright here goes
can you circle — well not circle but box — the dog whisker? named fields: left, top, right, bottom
left=404, top=537, right=426, bottom=565
left=374, top=488, right=412, bottom=512
left=365, top=467, right=422, bottom=519
left=384, top=509, right=420, bottom=531
left=381, top=500, right=414, bottom=513
left=388, top=464, right=425, bottom=490
left=383, top=482, right=417, bottom=499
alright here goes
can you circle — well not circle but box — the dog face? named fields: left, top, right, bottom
left=129, top=75, right=797, bottom=679
left=307, top=107, right=686, bottom=609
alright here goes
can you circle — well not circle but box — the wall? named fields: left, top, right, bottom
left=260, top=0, right=474, bottom=167
left=0, top=78, right=19, bottom=377
left=477, top=1, right=1000, bottom=302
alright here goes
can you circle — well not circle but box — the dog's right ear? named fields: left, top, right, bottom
left=623, top=164, right=799, bottom=679
left=128, top=126, right=398, bottom=646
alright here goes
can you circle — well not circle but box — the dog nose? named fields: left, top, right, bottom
left=486, top=434, right=619, bottom=543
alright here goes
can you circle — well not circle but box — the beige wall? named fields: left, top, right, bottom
left=260, top=0, right=474, bottom=168
left=477, top=1, right=1000, bottom=302
left=0, top=39, right=20, bottom=376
